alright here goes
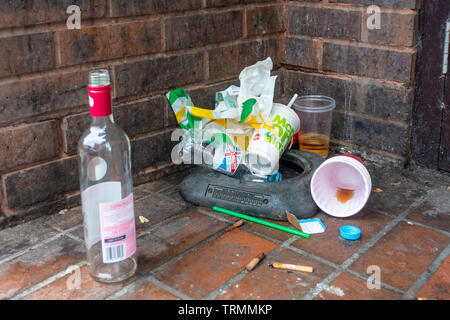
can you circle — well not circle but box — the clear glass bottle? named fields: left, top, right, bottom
left=78, top=69, right=137, bottom=283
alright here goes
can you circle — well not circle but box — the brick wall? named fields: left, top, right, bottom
left=0, top=0, right=283, bottom=226
left=0, top=0, right=419, bottom=226
left=282, top=0, right=418, bottom=163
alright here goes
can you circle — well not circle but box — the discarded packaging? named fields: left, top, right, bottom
left=166, top=57, right=300, bottom=178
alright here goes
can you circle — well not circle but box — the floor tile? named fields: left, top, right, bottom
left=216, top=248, right=335, bottom=300
left=0, top=218, right=59, bottom=262
left=137, top=209, right=228, bottom=274
left=407, top=187, right=450, bottom=233
left=314, top=272, right=402, bottom=300
left=349, top=221, right=449, bottom=291
left=291, top=209, right=392, bottom=264
left=22, top=265, right=134, bottom=300
left=0, top=235, right=85, bottom=299
left=155, top=229, right=278, bottom=299
left=416, top=256, right=450, bottom=300
left=116, top=280, right=179, bottom=300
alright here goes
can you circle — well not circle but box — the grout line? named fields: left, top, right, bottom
left=286, top=243, right=406, bottom=296
left=203, top=236, right=298, bottom=300
left=402, top=245, right=450, bottom=300
left=401, top=218, right=450, bottom=237
left=103, top=277, right=148, bottom=300
left=0, top=233, right=64, bottom=266
left=345, top=269, right=406, bottom=296
left=285, top=244, right=340, bottom=269
left=146, top=276, right=192, bottom=300
left=300, top=195, right=428, bottom=300
left=11, top=260, right=88, bottom=300
left=0, top=33, right=279, bottom=86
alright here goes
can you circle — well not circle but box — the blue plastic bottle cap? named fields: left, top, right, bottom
left=340, top=225, right=361, bottom=240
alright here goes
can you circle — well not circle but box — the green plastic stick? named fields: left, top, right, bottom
left=213, top=206, right=310, bottom=239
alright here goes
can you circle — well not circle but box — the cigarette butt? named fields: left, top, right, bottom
left=225, top=219, right=245, bottom=232
left=270, top=262, right=314, bottom=273
left=246, top=252, right=265, bottom=271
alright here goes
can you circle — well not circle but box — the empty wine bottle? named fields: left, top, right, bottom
left=78, top=69, right=137, bottom=283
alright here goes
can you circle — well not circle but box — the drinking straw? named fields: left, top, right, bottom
left=287, top=94, right=298, bottom=109
left=213, top=206, right=310, bottom=239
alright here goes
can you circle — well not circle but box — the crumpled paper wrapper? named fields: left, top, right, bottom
left=166, top=57, right=278, bottom=139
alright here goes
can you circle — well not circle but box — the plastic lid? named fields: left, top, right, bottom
left=340, top=225, right=361, bottom=240
left=293, top=95, right=336, bottom=113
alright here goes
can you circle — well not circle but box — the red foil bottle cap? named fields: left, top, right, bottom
left=88, top=84, right=112, bottom=117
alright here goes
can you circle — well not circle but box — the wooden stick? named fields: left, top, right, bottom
left=225, top=219, right=245, bottom=232
left=270, top=262, right=314, bottom=273
left=246, top=252, right=265, bottom=271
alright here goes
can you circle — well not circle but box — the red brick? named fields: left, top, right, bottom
left=216, top=248, right=334, bottom=299
left=0, top=235, right=85, bottom=299
left=287, top=5, right=361, bottom=41
left=137, top=210, right=228, bottom=274
left=291, top=210, right=392, bottom=264
left=206, top=0, right=273, bottom=7
left=110, top=0, right=202, bottom=17
left=114, top=52, right=204, bottom=99
left=314, top=272, right=402, bottom=300
left=0, top=33, right=54, bottom=78
left=62, top=96, right=166, bottom=153
left=2, top=156, right=79, bottom=208
left=0, top=121, right=59, bottom=171
left=117, top=280, right=179, bottom=300
left=0, top=70, right=87, bottom=124
left=349, top=221, right=449, bottom=291
left=23, top=265, right=133, bottom=300
left=131, top=130, right=177, bottom=172
left=0, top=0, right=107, bottom=29
left=416, top=256, right=450, bottom=300
left=323, top=41, right=415, bottom=84
left=284, top=70, right=414, bottom=122
left=155, top=229, right=278, bottom=298
left=363, top=11, right=418, bottom=47
left=331, top=111, right=409, bottom=155
left=282, top=36, right=321, bottom=69
left=57, top=20, right=161, bottom=66
left=208, top=38, right=278, bottom=81
left=247, top=5, right=284, bottom=36
left=165, top=10, right=243, bottom=50
left=328, top=0, right=417, bottom=10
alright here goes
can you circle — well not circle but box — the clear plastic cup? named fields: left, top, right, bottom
left=292, top=96, right=336, bottom=158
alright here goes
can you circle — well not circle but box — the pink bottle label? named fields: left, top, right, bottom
left=99, top=193, right=136, bottom=263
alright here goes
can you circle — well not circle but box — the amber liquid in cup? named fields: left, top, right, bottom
left=293, top=95, right=336, bottom=159
left=299, top=133, right=330, bottom=158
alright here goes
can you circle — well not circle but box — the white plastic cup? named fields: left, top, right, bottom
left=310, top=155, right=372, bottom=217
left=247, top=103, right=300, bottom=175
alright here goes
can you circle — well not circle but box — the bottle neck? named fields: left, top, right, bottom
left=91, top=114, right=115, bottom=126
left=88, top=84, right=112, bottom=117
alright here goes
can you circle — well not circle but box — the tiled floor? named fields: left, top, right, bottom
left=0, top=162, right=449, bottom=300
